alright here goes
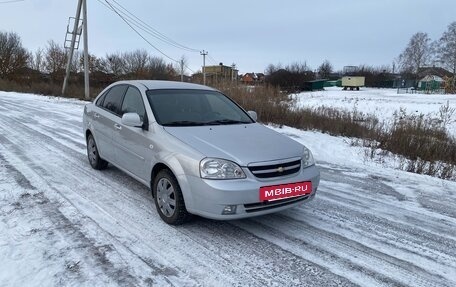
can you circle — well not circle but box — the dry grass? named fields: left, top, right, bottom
left=217, top=82, right=455, bottom=180
left=0, top=79, right=103, bottom=99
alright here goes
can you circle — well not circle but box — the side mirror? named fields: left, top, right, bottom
left=121, top=112, right=143, bottom=128
left=247, top=110, right=258, bottom=121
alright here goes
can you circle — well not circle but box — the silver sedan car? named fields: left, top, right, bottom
left=83, top=80, right=320, bottom=224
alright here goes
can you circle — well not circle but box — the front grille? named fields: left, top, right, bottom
left=244, top=195, right=309, bottom=213
left=248, top=159, right=301, bottom=178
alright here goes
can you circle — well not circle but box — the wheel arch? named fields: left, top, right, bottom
left=85, top=129, right=93, bottom=141
left=151, top=162, right=171, bottom=193
left=149, top=161, right=194, bottom=211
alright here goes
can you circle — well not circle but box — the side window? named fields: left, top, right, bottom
left=95, top=91, right=107, bottom=107
left=102, top=85, right=127, bottom=115
left=121, top=87, right=146, bottom=120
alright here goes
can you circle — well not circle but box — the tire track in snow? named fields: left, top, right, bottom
left=303, top=195, right=456, bottom=264
left=0, top=94, right=360, bottom=286
left=0, top=95, right=356, bottom=286
left=319, top=181, right=456, bottom=241
left=251, top=213, right=450, bottom=287
left=2, top=92, right=456, bottom=286
left=0, top=117, right=202, bottom=285
left=0, top=100, right=299, bottom=285
left=0, top=151, right=141, bottom=286
left=177, top=219, right=356, bottom=287
left=317, top=183, right=456, bottom=254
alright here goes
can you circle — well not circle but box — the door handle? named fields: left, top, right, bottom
left=114, top=124, right=122, bottom=130
left=94, top=113, right=100, bottom=118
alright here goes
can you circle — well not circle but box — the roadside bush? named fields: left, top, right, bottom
left=215, top=82, right=291, bottom=124
left=0, top=31, right=29, bottom=79
left=216, top=82, right=378, bottom=139
left=0, top=78, right=102, bottom=99
left=380, top=112, right=456, bottom=164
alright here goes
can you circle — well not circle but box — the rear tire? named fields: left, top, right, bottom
left=152, top=169, right=191, bottom=225
left=87, top=134, right=108, bottom=170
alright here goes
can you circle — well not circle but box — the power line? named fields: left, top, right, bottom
left=0, top=0, right=25, bottom=4
left=184, top=64, right=196, bottom=74
left=98, top=0, right=200, bottom=53
left=96, top=0, right=183, bottom=51
left=97, top=0, right=199, bottom=74
left=101, top=0, right=179, bottom=63
left=102, top=2, right=194, bottom=52
left=110, top=0, right=200, bottom=53
left=207, top=54, right=218, bottom=65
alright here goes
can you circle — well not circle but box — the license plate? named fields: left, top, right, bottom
left=260, top=182, right=312, bottom=201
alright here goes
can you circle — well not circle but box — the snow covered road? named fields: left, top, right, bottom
left=1, top=92, right=456, bottom=286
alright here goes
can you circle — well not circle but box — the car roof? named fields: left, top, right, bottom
left=113, top=80, right=217, bottom=91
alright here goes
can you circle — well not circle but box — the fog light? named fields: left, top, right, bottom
left=222, top=205, right=237, bottom=215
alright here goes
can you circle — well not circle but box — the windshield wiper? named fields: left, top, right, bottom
left=162, top=120, right=203, bottom=126
left=203, top=119, right=251, bottom=125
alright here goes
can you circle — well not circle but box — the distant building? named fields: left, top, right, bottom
left=418, top=75, right=445, bottom=92
left=341, top=76, right=365, bottom=90
left=240, top=73, right=265, bottom=85
left=199, top=63, right=238, bottom=84
left=417, top=66, right=453, bottom=79
left=301, top=79, right=327, bottom=91
left=416, top=66, right=452, bottom=93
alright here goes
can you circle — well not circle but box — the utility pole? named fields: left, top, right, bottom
left=62, top=0, right=82, bottom=97
left=231, top=63, right=236, bottom=82
left=180, top=58, right=184, bottom=82
left=82, top=0, right=89, bottom=99
left=62, top=0, right=89, bottom=100
left=200, top=50, right=208, bottom=85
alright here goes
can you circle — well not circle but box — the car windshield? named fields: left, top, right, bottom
left=146, top=89, right=254, bottom=127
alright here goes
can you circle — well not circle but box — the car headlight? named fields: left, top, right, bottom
left=302, top=148, right=315, bottom=168
left=200, top=158, right=246, bottom=179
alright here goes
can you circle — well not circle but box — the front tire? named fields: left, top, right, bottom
left=153, top=169, right=190, bottom=225
left=87, top=134, right=108, bottom=170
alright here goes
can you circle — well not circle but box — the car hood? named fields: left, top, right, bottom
left=164, top=123, right=304, bottom=166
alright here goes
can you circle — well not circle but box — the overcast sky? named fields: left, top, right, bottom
left=1, top=0, right=455, bottom=74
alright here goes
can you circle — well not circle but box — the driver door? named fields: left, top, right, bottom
left=114, top=86, right=151, bottom=180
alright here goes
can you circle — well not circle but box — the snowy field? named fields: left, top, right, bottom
left=1, top=91, right=456, bottom=286
left=294, top=87, right=456, bottom=136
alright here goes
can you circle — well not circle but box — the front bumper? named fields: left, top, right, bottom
left=180, top=165, right=320, bottom=220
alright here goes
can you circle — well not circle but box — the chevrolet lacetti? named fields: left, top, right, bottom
left=83, top=80, right=320, bottom=224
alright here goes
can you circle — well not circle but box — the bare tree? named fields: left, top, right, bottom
left=287, top=62, right=309, bottom=74
left=43, top=40, right=67, bottom=75
left=398, top=32, right=432, bottom=73
left=78, top=53, right=103, bottom=73
left=103, top=52, right=125, bottom=75
left=265, top=62, right=314, bottom=90
left=436, top=21, right=456, bottom=74
left=148, top=56, right=169, bottom=79
left=29, top=48, right=45, bottom=72
left=123, top=49, right=149, bottom=77
left=264, top=63, right=282, bottom=75
left=0, top=31, right=29, bottom=79
left=317, top=60, right=333, bottom=79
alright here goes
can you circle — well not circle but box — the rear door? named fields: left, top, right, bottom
left=93, top=84, right=127, bottom=164
left=115, top=86, right=150, bottom=180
